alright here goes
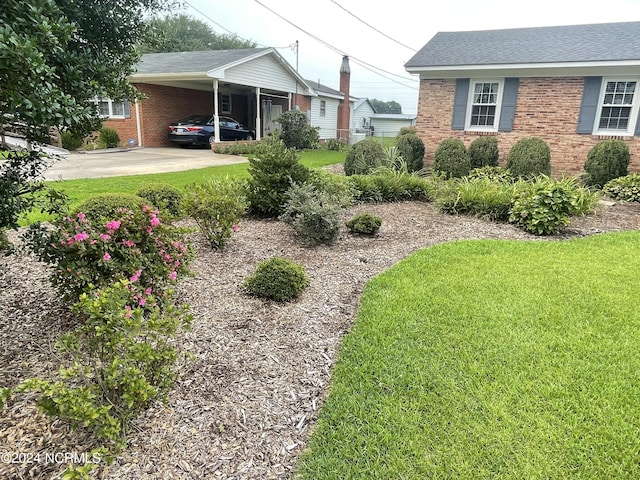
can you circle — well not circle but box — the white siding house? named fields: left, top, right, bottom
left=370, top=114, right=417, bottom=137
left=352, top=98, right=376, bottom=132
left=305, top=80, right=354, bottom=140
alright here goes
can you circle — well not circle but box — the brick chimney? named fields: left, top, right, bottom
left=337, top=55, right=350, bottom=143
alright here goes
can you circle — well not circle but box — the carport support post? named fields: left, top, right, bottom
left=255, top=87, right=261, bottom=141
left=213, top=79, right=220, bottom=143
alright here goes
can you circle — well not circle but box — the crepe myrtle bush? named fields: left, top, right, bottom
left=28, top=203, right=193, bottom=302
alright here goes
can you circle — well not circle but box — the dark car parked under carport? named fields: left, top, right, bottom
left=168, top=115, right=254, bottom=146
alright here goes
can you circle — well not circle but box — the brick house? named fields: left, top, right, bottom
left=103, top=48, right=353, bottom=147
left=404, top=22, right=640, bottom=176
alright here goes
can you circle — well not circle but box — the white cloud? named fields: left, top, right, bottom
left=184, top=0, right=640, bottom=114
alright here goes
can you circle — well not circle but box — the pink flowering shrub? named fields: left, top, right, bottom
left=36, top=204, right=193, bottom=301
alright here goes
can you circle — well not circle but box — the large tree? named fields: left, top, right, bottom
left=370, top=99, right=402, bottom=114
left=0, top=0, right=174, bottom=144
left=140, top=14, right=257, bottom=53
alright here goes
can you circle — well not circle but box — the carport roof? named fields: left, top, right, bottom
left=135, top=48, right=272, bottom=75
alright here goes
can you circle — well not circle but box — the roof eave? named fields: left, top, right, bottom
left=406, top=59, right=640, bottom=78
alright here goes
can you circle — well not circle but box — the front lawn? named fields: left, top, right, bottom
left=297, top=231, right=640, bottom=479
left=23, top=149, right=345, bottom=224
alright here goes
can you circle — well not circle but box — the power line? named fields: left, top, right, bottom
left=328, top=0, right=417, bottom=52
left=253, top=0, right=418, bottom=89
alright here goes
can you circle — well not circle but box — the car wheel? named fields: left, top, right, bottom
left=245, top=134, right=254, bottom=141
left=208, top=135, right=215, bottom=144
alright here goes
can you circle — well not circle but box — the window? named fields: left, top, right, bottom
left=221, top=94, right=232, bottom=114
left=595, top=79, right=639, bottom=135
left=320, top=100, right=326, bottom=117
left=465, top=80, right=503, bottom=131
left=97, top=99, right=127, bottom=119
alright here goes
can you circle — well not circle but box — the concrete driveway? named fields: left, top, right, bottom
left=44, top=147, right=248, bottom=180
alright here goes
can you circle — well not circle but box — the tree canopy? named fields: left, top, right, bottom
left=370, top=99, right=402, bottom=114
left=0, top=0, right=174, bottom=144
left=140, top=14, right=257, bottom=53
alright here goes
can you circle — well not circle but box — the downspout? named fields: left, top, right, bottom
left=135, top=99, right=142, bottom=147
left=213, top=79, right=220, bottom=143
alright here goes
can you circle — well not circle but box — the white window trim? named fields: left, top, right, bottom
left=96, top=99, right=126, bottom=119
left=465, top=78, right=504, bottom=132
left=594, top=77, right=640, bottom=136
left=320, top=100, right=326, bottom=117
left=221, top=94, right=232, bottom=114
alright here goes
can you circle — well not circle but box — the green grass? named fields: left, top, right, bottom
left=297, top=231, right=640, bottom=479
left=23, top=149, right=345, bottom=224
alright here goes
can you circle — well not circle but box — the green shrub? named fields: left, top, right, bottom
left=347, top=172, right=433, bottom=203
left=344, top=139, right=387, bottom=176
left=436, top=177, right=522, bottom=221
left=433, top=138, right=471, bottom=178
left=72, top=193, right=148, bottom=222
left=602, top=173, right=640, bottom=202
left=468, top=136, right=499, bottom=169
left=135, top=182, right=183, bottom=219
left=212, top=141, right=259, bottom=156
left=345, top=212, right=382, bottom=235
left=395, top=133, right=426, bottom=173
left=98, top=127, right=120, bottom=148
left=508, top=176, right=599, bottom=235
left=246, top=133, right=310, bottom=217
left=275, top=109, right=320, bottom=150
left=506, top=137, right=551, bottom=179
left=396, top=127, right=417, bottom=138
left=280, top=183, right=343, bottom=246
left=32, top=205, right=193, bottom=301
left=467, top=166, right=514, bottom=183
left=60, top=130, right=84, bottom=151
left=306, top=169, right=356, bottom=207
left=181, top=177, right=247, bottom=249
left=244, top=257, right=309, bottom=302
left=583, top=139, right=630, bottom=188
left=324, top=138, right=346, bottom=151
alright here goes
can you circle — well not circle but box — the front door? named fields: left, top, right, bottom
left=263, top=103, right=282, bottom=137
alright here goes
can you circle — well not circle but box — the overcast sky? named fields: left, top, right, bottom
left=182, top=0, right=640, bottom=114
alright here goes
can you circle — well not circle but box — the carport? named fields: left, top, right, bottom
left=104, top=48, right=314, bottom=147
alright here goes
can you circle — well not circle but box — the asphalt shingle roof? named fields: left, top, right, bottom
left=135, top=48, right=271, bottom=74
left=405, top=22, right=640, bottom=68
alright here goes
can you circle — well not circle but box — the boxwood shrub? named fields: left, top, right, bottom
left=506, top=137, right=551, bottom=179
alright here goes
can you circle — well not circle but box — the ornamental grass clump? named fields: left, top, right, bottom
left=244, top=257, right=309, bottom=302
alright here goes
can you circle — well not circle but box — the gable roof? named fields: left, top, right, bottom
left=354, top=98, right=376, bottom=113
left=136, top=48, right=271, bottom=75
left=305, top=79, right=343, bottom=99
left=405, top=21, right=640, bottom=70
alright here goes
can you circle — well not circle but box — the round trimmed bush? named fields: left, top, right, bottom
left=583, top=139, right=630, bottom=188
left=395, top=133, right=426, bottom=173
left=244, top=257, right=309, bottom=302
left=469, top=136, right=499, bottom=169
left=344, top=139, right=386, bottom=176
left=136, top=182, right=183, bottom=219
left=433, top=138, right=471, bottom=178
left=506, top=137, right=551, bottom=179
left=72, top=193, right=149, bottom=222
left=345, top=212, right=382, bottom=235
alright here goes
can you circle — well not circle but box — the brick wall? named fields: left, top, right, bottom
left=416, top=77, right=640, bottom=177
left=103, top=116, right=138, bottom=147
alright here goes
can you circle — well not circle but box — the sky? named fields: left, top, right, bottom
left=180, top=0, right=640, bottom=115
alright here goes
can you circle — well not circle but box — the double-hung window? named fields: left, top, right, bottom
left=595, top=79, right=639, bottom=135
left=320, top=100, right=326, bottom=117
left=97, top=99, right=127, bottom=119
left=221, top=94, right=232, bottom=114
left=465, top=80, right=503, bottom=132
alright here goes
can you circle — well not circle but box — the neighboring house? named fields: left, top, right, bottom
left=352, top=98, right=376, bottom=132
left=103, top=48, right=356, bottom=147
left=405, top=21, right=640, bottom=176
left=370, top=113, right=416, bottom=138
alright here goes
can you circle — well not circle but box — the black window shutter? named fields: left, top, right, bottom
left=498, top=78, right=519, bottom=132
left=452, top=78, right=469, bottom=130
left=124, top=100, right=131, bottom=119
left=576, top=77, right=602, bottom=134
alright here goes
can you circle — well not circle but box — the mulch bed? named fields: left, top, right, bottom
left=1, top=199, right=639, bottom=479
